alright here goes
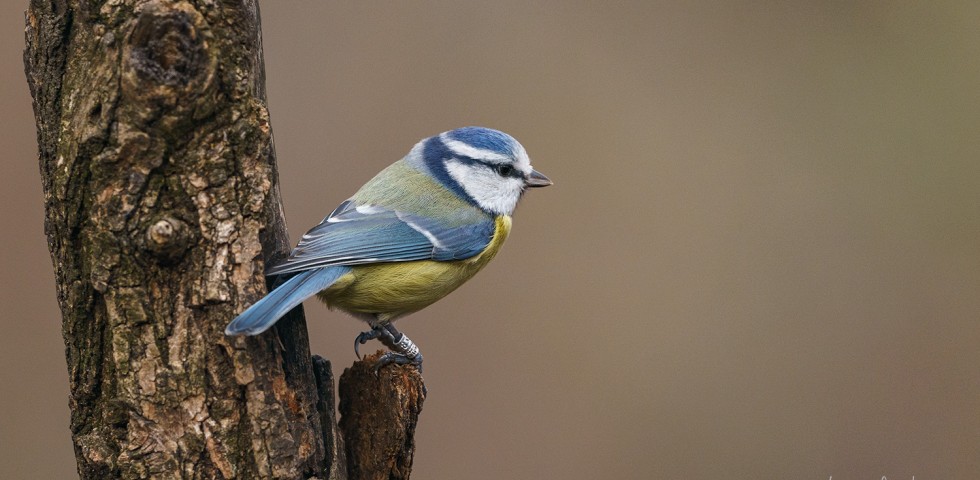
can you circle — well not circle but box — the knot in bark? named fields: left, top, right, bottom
left=121, top=1, right=216, bottom=132
left=130, top=12, right=200, bottom=87
left=145, top=215, right=190, bottom=262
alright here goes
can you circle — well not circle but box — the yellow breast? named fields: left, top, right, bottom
left=318, top=215, right=512, bottom=321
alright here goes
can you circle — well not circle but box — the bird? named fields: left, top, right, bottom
left=224, top=126, right=551, bottom=369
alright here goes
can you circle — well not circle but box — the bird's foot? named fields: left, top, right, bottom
left=374, top=331, right=424, bottom=374
left=354, top=324, right=424, bottom=374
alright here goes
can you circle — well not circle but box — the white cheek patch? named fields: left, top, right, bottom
left=445, top=160, right=523, bottom=215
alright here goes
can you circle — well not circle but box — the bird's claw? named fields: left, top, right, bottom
left=353, top=324, right=424, bottom=374
left=374, top=350, right=424, bottom=375
left=354, top=327, right=384, bottom=359
left=374, top=327, right=423, bottom=374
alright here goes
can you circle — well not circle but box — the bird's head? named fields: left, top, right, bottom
left=409, top=126, right=551, bottom=216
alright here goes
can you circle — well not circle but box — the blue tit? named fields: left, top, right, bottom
left=225, top=126, right=551, bottom=368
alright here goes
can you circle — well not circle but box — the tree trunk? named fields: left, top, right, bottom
left=24, top=1, right=339, bottom=478
left=338, top=353, right=425, bottom=480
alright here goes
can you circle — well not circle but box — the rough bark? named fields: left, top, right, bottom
left=339, top=353, right=426, bottom=480
left=26, top=1, right=426, bottom=479
left=25, top=1, right=338, bottom=478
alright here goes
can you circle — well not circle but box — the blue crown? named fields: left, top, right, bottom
left=445, top=126, right=519, bottom=158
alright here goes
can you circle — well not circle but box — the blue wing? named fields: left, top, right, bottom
left=264, top=200, right=496, bottom=276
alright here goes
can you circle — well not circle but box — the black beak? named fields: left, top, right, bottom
left=525, top=169, right=553, bottom=188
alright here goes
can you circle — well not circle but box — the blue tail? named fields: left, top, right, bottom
left=224, top=266, right=351, bottom=336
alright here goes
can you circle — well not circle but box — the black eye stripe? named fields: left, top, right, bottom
left=487, top=162, right=522, bottom=179
left=450, top=154, right=521, bottom=179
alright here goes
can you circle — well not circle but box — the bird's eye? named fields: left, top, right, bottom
left=495, top=165, right=514, bottom=177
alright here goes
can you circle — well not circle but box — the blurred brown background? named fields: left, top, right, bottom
left=3, top=1, right=979, bottom=478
